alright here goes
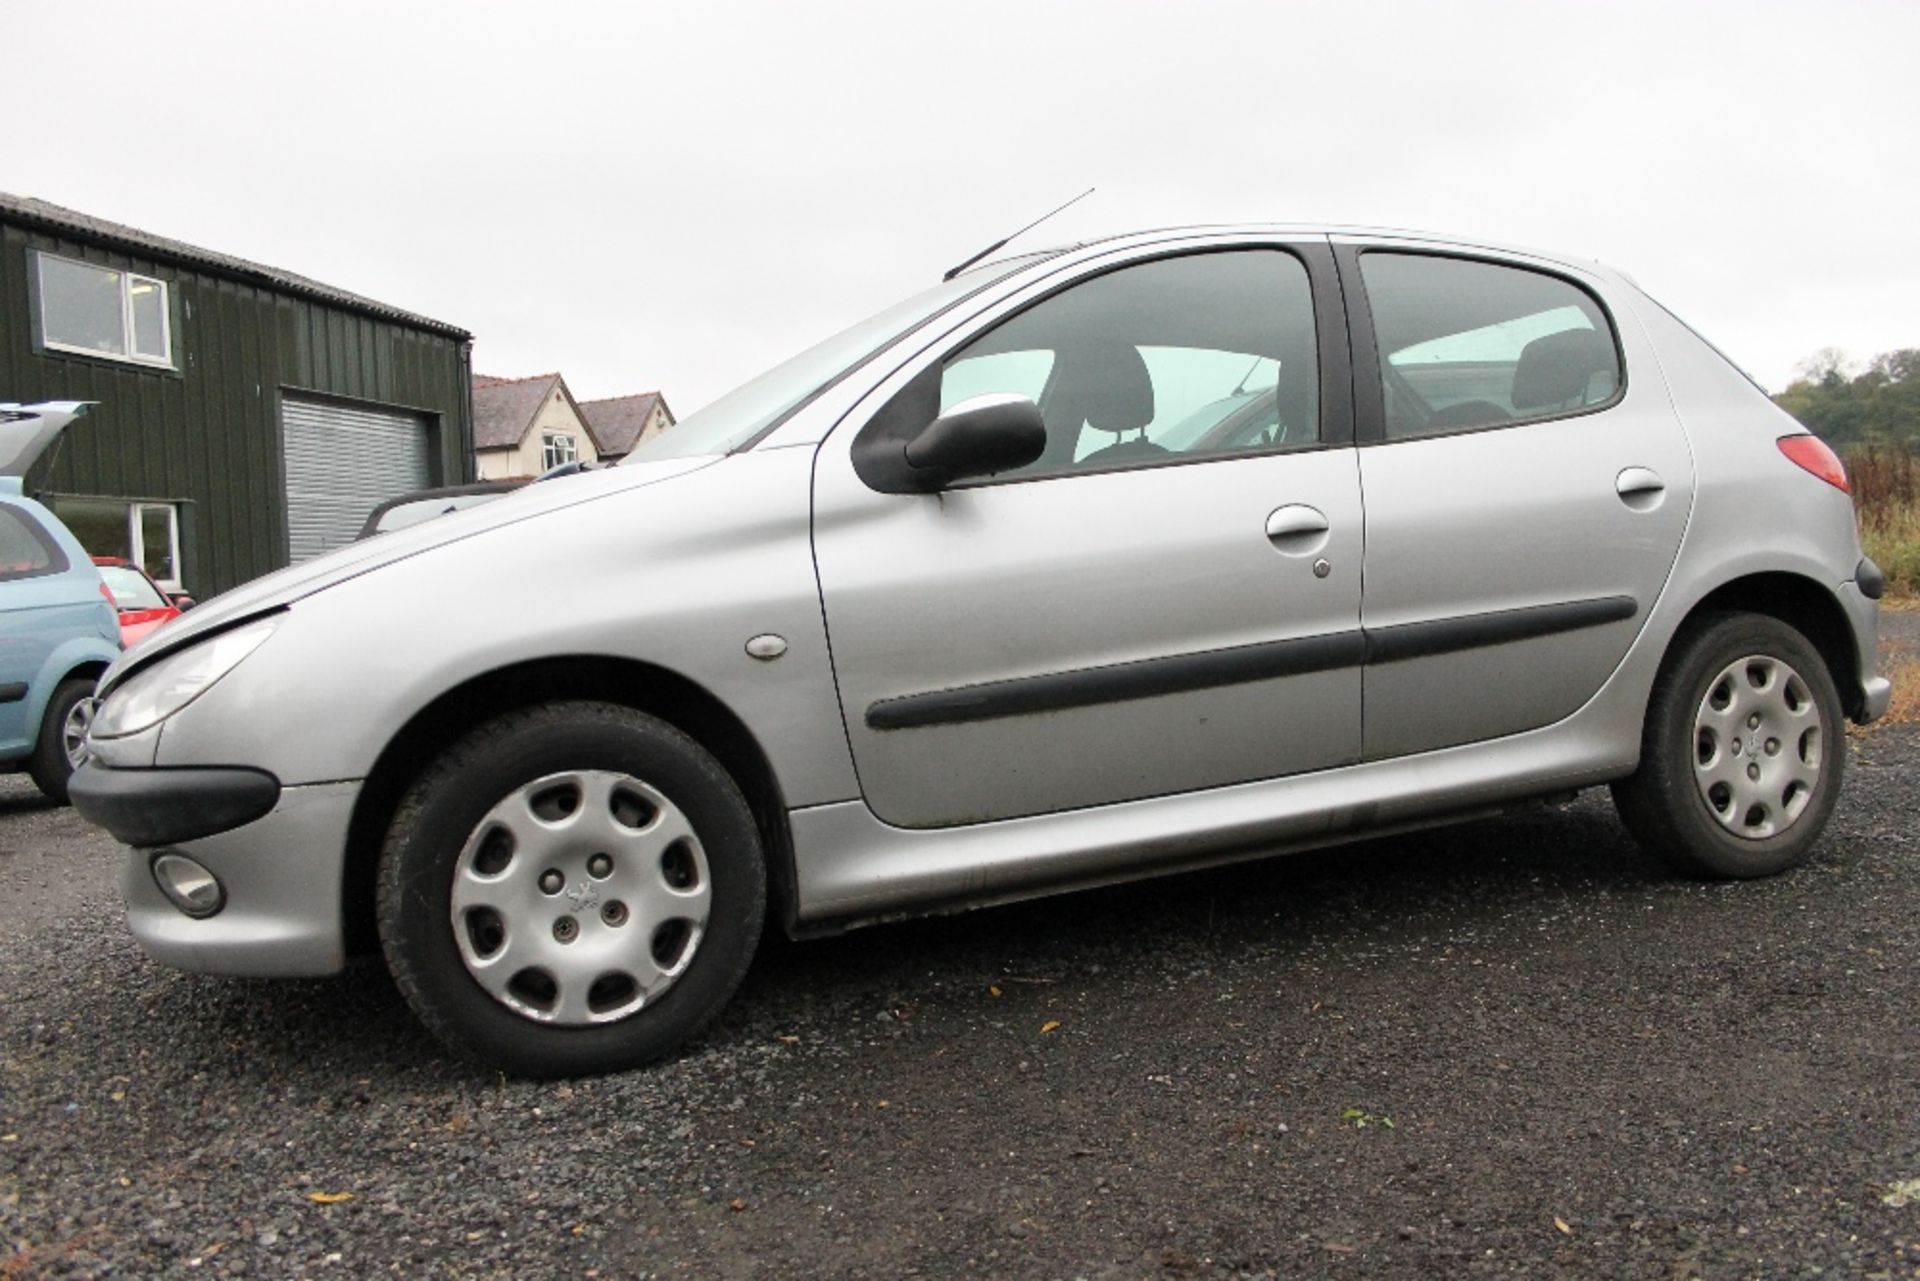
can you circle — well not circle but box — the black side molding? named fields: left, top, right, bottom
left=867, top=630, right=1368, bottom=731
left=866, top=595, right=1638, bottom=732
left=1364, top=595, right=1637, bottom=665
left=0, top=682, right=26, bottom=705
left=69, top=764, right=281, bottom=847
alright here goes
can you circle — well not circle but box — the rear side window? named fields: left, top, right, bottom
left=1360, top=253, right=1621, bottom=440
left=0, top=505, right=69, bottom=581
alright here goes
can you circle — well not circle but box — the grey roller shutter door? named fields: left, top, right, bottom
left=281, top=396, right=431, bottom=563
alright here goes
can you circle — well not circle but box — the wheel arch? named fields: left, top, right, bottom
left=1671, top=571, right=1863, bottom=719
left=61, top=657, right=112, bottom=685
left=340, top=655, right=796, bottom=956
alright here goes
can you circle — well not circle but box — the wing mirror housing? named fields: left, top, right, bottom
left=900, top=394, right=1047, bottom=491
left=170, top=594, right=197, bottom=612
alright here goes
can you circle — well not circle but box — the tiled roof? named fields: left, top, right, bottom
left=471, top=373, right=564, bottom=451
left=577, top=392, right=675, bottom=458
left=0, top=191, right=470, bottom=338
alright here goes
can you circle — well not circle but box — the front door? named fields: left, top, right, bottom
left=812, top=244, right=1367, bottom=828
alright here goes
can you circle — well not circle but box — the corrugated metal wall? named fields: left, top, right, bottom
left=0, top=219, right=473, bottom=597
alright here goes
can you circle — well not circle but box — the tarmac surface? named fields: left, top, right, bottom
left=2, top=612, right=1916, bottom=1279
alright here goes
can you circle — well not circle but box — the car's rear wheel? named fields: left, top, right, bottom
left=27, top=676, right=96, bottom=805
left=1612, top=612, right=1845, bottom=878
left=377, top=702, right=765, bottom=1076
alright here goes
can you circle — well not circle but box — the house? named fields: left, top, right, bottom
left=578, top=391, right=675, bottom=463
left=471, top=372, right=601, bottom=480
left=0, top=192, right=474, bottom=598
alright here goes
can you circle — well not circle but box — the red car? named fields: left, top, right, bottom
left=92, top=557, right=192, bottom=647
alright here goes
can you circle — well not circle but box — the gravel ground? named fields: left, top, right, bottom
left=3, top=616, right=1917, bottom=1280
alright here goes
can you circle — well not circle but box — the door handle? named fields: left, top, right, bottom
left=1615, top=466, right=1666, bottom=512
left=1265, top=504, right=1330, bottom=556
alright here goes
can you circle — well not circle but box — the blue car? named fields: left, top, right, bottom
left=1, top=402, right=121, bottom=802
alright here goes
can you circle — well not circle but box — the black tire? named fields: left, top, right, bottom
left=376, top=702, right=765, bottom=1077
left=1612, top=612, right=1846, bottom=878
left=27, top=676, right=96, bottom=805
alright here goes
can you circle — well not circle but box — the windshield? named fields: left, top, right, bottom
left=97, top=562, right=167, bottom=610
left=623, top=254, right=1056, bottom=464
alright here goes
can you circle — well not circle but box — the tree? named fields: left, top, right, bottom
left=1774, top=348, right=1920, bottom=448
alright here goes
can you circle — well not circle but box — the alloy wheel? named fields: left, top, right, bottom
left=61, top=697, right=94, bottom=770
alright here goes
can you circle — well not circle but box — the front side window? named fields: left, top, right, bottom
left=0, top=505, right=66, bottom=581
left=1360, top=253, right=1620, bottom=439
left=36, top=252, right=174, bottom=368
left=541, top=432, right=578, bottom=471
left=931, top=249, right=1320, bottom=481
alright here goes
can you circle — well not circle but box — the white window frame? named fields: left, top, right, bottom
left=34, top=251, right=175, bottom=369
left=541, top=431, right=578, bottom=471
left=130, top=503, right=182, bottom=592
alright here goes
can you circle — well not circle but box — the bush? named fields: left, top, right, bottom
left=1849, top=445, right=1920, bottom=600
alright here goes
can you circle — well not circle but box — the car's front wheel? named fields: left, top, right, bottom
left=1612, top=612, right=1846, bottom=878
left=377, top=702, right=765, bottom=1076
left=28, top=676, right=97, bottom=804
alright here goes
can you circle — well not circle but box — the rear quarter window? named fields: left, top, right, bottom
left=0, top=505, right=69, bottom=582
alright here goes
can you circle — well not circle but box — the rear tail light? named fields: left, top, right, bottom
left=1777, top=434, right=1850, bottom=493
left=99, top=581, right=117, bottom=606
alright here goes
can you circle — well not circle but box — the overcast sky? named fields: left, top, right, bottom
left=5, top=0, right=1915, bottom=409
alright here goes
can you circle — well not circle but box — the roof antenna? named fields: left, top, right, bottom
left=943, top=187, right=1095, bottom=281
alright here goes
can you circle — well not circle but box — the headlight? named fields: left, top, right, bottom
left=92, top=617, right=281, bottom=739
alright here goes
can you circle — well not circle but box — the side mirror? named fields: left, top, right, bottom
left=901, top=394, right=1047, bottom=491
left=170, top=594, right=197, bottom=612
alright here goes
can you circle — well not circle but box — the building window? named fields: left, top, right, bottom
left=542, top=431, right=578, bottom=471
left=35, top=252, right=174, bottom=368
left=48, top=495, right=185, bottom=591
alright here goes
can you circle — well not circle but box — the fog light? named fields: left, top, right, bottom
left=152, top=852, right=225, bottom=918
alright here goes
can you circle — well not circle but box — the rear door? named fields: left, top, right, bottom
left=0, top=500, right=86, bottom=755
left=1340, top=242, right=1694, bottom=759
left=812, top=242, right=1367, bottom=829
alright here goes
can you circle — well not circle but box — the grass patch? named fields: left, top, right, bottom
left=1859, top=507, right=1920, bottom=601
left=1849, top=446, right=1920, bottom=601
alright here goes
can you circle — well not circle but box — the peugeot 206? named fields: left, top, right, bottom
left=70, top=227, right=1891, bottom=1076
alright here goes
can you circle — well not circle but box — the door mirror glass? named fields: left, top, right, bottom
left=901, top=394, right=1047, bottom=491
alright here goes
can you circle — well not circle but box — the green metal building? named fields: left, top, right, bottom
left=0, top=192, right=473, bottom=599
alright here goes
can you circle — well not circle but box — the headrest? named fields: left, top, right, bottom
left=1059, top=343, right=1154, bottom=434
left=1511, top=329, right=1613, bottom=411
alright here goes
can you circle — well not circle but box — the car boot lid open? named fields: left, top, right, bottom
left=1, top=401, right=94, bottom=482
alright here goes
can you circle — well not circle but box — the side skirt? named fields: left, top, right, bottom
left=786, top=719, right=1635, bottom=933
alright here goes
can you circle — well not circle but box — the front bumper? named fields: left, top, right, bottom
left=111, top=778, right=361, bottom=978
left=70, top=763, right=280, bottom=847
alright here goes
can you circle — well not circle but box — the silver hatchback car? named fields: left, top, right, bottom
left=72, top=226, right=1892, bottom=1076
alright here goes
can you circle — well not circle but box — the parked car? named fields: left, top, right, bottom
left=70, top=228, right=1890, bottom=1077
left=358, top=480, right=528, bottom=539
left=92, top=557, right=191, bottom=647
left=2, top=402, right=121, bottom=803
